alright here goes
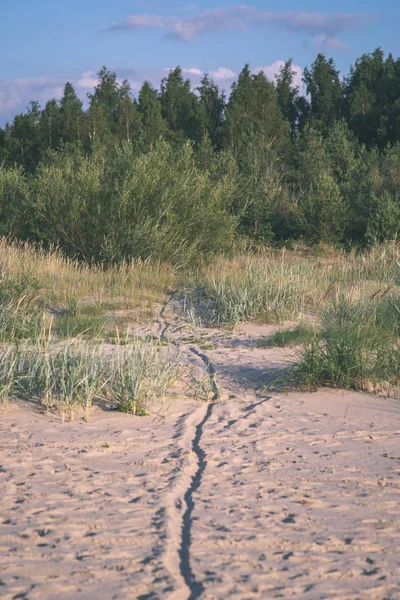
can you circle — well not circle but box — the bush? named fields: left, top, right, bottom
left=0, top=165, right=29, bottom=238
left=101, top=141, right=237, bottom=265
left=28, top=141, right=237, bottom=265
left=32, top=152, right=105, bottom=259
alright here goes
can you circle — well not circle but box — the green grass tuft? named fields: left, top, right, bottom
left=292, top=295, right=400, bottom=394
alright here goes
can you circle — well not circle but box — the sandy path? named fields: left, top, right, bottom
left=190, top=390, right=400, bottom=599
left=2, top=392, right=400, bottom=599
left=1, top=299, right=400, bottom=599
left=0, top=400, right=209, bottom=600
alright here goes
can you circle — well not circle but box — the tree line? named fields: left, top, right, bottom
left=1, top=48, right=400, bottom=263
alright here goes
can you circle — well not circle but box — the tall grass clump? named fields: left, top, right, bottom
left=0, top=301, right=45, bottom=342
left=195, top=252, right=332, bottom=325
left=188, top=244, right=400, bottom=327
left=109, top=340, right=182, bottom=416
left=0, top=239, right=175, bottom=328
left=0, top=347, right=19, bottom=408
left=346, top=243, right=400, bottom=285
left=2, top=337, right=182, bottom=420
left=14, top=341, right=107, bottom=421
left=0, top=268, right=46, bottom=342
left=292, top=291, right=400, bottom=394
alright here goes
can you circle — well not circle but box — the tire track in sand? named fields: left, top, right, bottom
left=179, top=402, right=214, bottom=599
left=155, top=294, right=217, bottom=599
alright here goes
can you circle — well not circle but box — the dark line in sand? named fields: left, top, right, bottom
left=224, top=396, right=271, bottom=429
left=189, top=347, right=220, bottom=401
left=160, top=321, right=170, bottom=340
left=179, top=403, right=214, bottom=600
left=159, top=294, right=173, bottom=340
left=242, top=396, right=271, bottom=412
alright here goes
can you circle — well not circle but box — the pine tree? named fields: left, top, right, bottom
left=344, top=49, right=400, bottom=148
left=118, top=80, right=141, bottom=143
left=39, top=99, right=60, bottom=151
left=87, top=67, right=121, bottom=142
left=224, top=65, right=290, bottom=156
left=303, top=54, right=343, bottom=135
left=197, top=74, right=225, bottom=148
left=160, top=67, right=200, bottom=142
left=0, top=126, right=9, bottom=163
left=8, top=101, right=42, bottom=170
left=295, top=127, right=346, bottom=244
left=59, top=82, right=84, bottom=145
left=138, top=81, right=166, bottom=148
left=275, top=60, right=303, bottom=135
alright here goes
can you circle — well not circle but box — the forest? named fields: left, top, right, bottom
left=1, top=48, right=400, bottom=264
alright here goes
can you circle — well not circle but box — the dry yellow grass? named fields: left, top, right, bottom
left=190, top=243, right=400, bottom=325
left=0, top=239, right=175, bottom=320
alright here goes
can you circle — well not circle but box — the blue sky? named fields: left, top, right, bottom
left=0, top=0, right=397, bottom=124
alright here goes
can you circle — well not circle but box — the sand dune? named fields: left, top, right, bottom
left=1, top=300, right=400, bottom=599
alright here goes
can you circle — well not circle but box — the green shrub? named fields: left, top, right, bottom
left=0, top=165, right=29, bottom=238
left=101, top=141, right=237, bottom=265
left=29, top=141, right=237, bottom=265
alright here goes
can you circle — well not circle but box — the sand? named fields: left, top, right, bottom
left=1, top=297, right=400, bottom=599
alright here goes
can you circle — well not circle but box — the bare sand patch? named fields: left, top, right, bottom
left=1, top=301, right=400, bottom=599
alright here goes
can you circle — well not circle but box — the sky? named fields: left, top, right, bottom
left=0, top=0, right=397, bottom=125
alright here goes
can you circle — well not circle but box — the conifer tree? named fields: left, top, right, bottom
left=59, top=82, right=84, bottom=144
left=0, top=126, right=9, bottom=163
left=224, top=65, right=290, bottom=156
left=275, top=59, right=303, bottom=135
left=39, top=99, right=60, bottom=151
left=197, top=74, right=225, bottom=147
left=118, top=80, right=141, bottom=143
left=295, top=127, right=346, bottom=244
left=303, top=54, right=343, bottom=135
left=160, top=67, right=200, bottom=142
left=8, top=101, right=41, bottom=170
left=138, top=81, right=166, bottom=147
left=87, top=67, right=121, bottom=142
left=344, top=49, right=400, bottom=148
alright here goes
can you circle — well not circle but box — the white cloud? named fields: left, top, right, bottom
left=253, top=60, right=304, bottom=92
left=182, top=67, right=204, bottom=76
left=0, top=77, right=64, bottom=116
left=76, top=70, right=98, bottom=89
left=210, top=67, right=238, bottom=81
left=163, top=66, right=204, bottom=77
left=123, top=14, right=167, bottom=30
left=104, top=6, right=375, bottom=49
left=314, top=34, right=349, bottom=51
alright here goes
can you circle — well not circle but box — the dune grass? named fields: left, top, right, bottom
left=3, top=336, right=182, bottom=420
left=291, top=292, right=400, bottom=395
left=0, top=239, right=174, bottom=343
left=0, top=240, right=182, bottom=419
left=188, top=245, right=400, bottom=327
left=2, top=239, right=400, bottom=410
left=189, top=245, right=400, bottom=396
left=0, top=240, right=174, bottom=310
